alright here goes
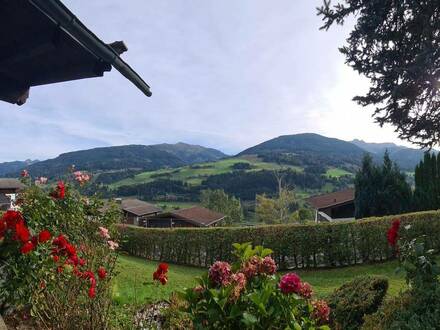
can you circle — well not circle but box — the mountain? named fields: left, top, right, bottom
left=238, top=133, right=367, bottom=168
left=153, top=142, right=226, bottom=164
left=18, top=143, right=226, bottom=178
left=0, top=159, right=38, bottom=176
left=351, top=139, right=434, bottom=170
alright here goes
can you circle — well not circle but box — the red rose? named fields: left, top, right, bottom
left=79, top=258, right=86, bottom=266
left=53, top=255, right=60, bottom=263
left=387, top=219, right=400, bottom=247
left=15, top=220, right=30, bottom=243
left=65, top=243, right=76, bottom=257
left=20, top=241, right=35, bottom=254
left=97, top=266, right=107, bottom=280
left=38, top=230, right=51, bottom=243
left=159, top=274, right=168, bottom=285
left=51, top=181, right=66, bottom=199
left=88, top=286, right=96, bottom=299
left=52, top=234, right=68, bottom=249
left=3, top=210, right=24, bottom=229
left=21, top=169, right=29, bottom=177
left=158, top=263, right=169, bottom=273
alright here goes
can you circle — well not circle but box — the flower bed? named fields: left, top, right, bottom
left=119, top=210, right=440, bottom=269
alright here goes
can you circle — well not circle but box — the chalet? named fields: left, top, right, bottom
left=0, top=0, right=151, bottom=106
left=306, top=188, right=355, bottom=222
left=145, top=207, right=226, bottom=228
left=0, top=179, right=26, bottom=210
left=121, top=199, right=162, bottom=227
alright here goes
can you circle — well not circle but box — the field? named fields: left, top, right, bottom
left=325, top=167, right=354, bottom=178
left=112, top=255, right=406, bottom=306
left=109, top=157, right=304, bottom=189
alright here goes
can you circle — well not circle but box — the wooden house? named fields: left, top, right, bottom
left=0, top=179, right=26, bottom=210
left=144, top=207, right=225, bottom=228
left=120, top=199, right=162, bottom=226
left=306, top=188, right=355, bottom=222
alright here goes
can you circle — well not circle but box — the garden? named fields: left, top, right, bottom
left=1, top=173, right=440, bottom=329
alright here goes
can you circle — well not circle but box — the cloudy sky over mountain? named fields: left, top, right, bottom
left=0, top=0, right=416, bottom=161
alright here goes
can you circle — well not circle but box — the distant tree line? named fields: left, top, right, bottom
left=355, top=152, right=440, bottom=219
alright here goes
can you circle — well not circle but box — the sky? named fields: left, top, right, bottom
left=0, top=0, right=417, bottom=162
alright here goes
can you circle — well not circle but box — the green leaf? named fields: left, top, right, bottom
left=242, top=312, right=258, bottom=325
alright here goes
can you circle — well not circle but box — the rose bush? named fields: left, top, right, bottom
left=0, top=171, right=121, bottom=329
left=180, top=242, right=330, bottom=329
left=363, top=220, right=440, bottom=329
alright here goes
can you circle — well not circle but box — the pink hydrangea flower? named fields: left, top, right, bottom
left=230, top=272, right=247, bottom=301
left=299, top=281, right=313, bottom=299
left=107, top=240, right=119, bottom=250
left=241, top=256, right=261, bottom=279
left=279, top=273, right=301, bottom=294
left=208, top=261, right=232, bottom=286
left=312, top=300, right=330, bottom=324
left=260, top=256, right=277, bottom=275
left=98, top=226, right=110, bottom=239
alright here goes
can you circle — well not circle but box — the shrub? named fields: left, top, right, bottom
left=0, top=174, right=121, bottom=329
left=327, top=276, right=388, bottom=329
left=179, top=243, right=330, bottom=329
left=118, top=210, right=440, bottom=269
left=363, top=222, right=440, bottom=329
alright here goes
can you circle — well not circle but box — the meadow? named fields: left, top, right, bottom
left=112, top=254, right=406, bottom=306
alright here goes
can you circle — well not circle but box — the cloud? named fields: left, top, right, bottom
left=0, top=0, right=417, bottom=161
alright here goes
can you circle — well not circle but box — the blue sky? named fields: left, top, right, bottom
left=0, top=0, right=414, bottom=162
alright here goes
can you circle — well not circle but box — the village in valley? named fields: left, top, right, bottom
left=1, top=0, right=440, bottom=329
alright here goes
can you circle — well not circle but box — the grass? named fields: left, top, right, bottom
left=112, top=255, right=407, bottom=306
left=325, top=167, right=354, bottom=178
left=109, top=157, right=304, bottom=189
left=151, top=201, right=199, bottom=211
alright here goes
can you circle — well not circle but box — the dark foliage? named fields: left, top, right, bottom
left=355, top=152, right=412, bottom=218
left=15, top=143, right=225, bottom=178
left=230, top=162, right=252, bottom=170
left=327, top=276, right=388, bottom=330
left=115, top=179, right=199, bottom=201
left=239, top=133, right=366, bottom=167
left=94, top=170, right=143, bottom=185
left=414, top=152, right=440, bottom=211
left=318, top=0, right=440, bottom=148
left=201, top=169, right=348, bottom=200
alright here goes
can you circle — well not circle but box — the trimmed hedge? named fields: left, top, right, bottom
left=118, top=210, right=440, bottom=270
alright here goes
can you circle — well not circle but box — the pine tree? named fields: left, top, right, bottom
left=355, top=153, right=412, bottom=218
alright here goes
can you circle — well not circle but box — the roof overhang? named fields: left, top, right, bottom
left=0, top=0, right=151, bottom=105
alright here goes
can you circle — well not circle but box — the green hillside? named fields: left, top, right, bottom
left=109, top=157, right=303, bottom=189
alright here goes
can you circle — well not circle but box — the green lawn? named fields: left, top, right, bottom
left=112, top=255, right=406, bottom=306
left=109, top=157, right=304, bottom=189
left=325, top=167, right=354, bottom=178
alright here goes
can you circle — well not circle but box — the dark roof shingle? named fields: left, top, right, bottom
left=307, top=188, right=355, bottom=210
left=121, top=199, right=162, bottom=216
left=172, top=207, right=225, bottom=227
left=0, top=179, right=25, bottom=192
